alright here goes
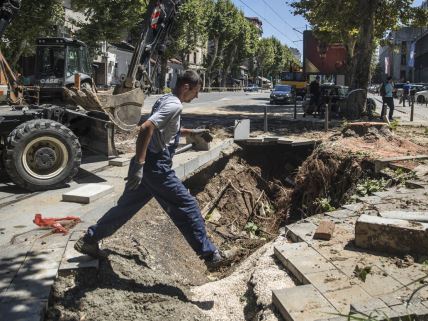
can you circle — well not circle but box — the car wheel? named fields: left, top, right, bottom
left=417, top=95, right=425, bottom=104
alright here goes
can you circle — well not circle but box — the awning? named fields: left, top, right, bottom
left=257, top=76, right=271, bottom=83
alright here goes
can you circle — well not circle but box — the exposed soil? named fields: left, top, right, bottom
left=46, top=121, right=428, bottom=321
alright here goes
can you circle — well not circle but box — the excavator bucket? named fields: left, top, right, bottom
left=64, top=87, right=144, bottom=131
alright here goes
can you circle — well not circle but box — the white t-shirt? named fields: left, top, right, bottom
left=147, top=94, right=182, bottom=153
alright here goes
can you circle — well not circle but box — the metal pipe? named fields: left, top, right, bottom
left=175, top=143, right=193, bottom=155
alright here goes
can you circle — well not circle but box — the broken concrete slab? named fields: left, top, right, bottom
left=233, top=119, right=250, bottom=141
left=62, top=184, right=114, bottom=204
left=108, top=157, right=130, bottom=167
left=59, top=240, right=98, bottom=271
left=378, top=210, right=428, bottom=222
left=355, top=214, right=428, bottom=255
left=272, top=284, right=338, bottom=321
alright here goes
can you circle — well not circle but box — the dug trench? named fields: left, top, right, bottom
left=45, top=135, right=392, bottom=321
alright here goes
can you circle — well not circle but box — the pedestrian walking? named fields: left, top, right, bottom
left=309, top=75, right=321, bottom=115
left=380, top=76, right=395, bottom=121
left=75, top=70, right=226, bottom=268
left=402, top=81, right=411, bottom=107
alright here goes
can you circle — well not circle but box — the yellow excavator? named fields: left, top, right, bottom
left=0, top=0, right=182, bottom=191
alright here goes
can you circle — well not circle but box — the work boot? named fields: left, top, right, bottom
left=74, top=236, right=108, bottom=259
left=204, top=249, right=235, bottom=270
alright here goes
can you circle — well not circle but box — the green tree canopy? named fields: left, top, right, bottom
left=1, top=0, right=64, bottom=67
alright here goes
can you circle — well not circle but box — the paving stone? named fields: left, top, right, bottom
left=59, top=240, right=98, bottom=271
left=356, top=196, right=383, bottom=205
left=325, top=286, right=378, bottom=314
left=325, top=209, right=357, bottom=219
left=284, top=221, right=317, bottom=242
left=355, top=214, right=428, bottom=255
left=284, top=252, right=337, bottom=284
left=349, top=296, right=389, bottom=314
left=378, top=211, right=428, bottom=223
left=272, top=284, right=338, bottom=321
left=341, top=203, right=364, bottom=212
left=233, top=119, right=250, bottom=140
left=0, top=298, right=47, bottom=321
left=263, top=136, right=279, bottom=142
left=413, top=164, right=428, bottom=177
left=277, top=138, right=293, bottom=145
left=173, top=164, right=185, bottom=179
left=198, top=150, right=213, bottom=167
left=62, top=184, right=114, bottom=204
left=358, top=266, right=404, bottom=297
left=108, top=157, right=130, bottom=167
left=304, top=269, right=352, bottom=294
left=31, top=233, right=70, bottom=250
left=183, top=157, right=200, bottom=177
left=313, top=220, right=335, bottom=240
left=390, top=302, right=428, bottom=318
left=245, top=137, right=265, bottom=145
left=291, top=139, right=316, bottom=147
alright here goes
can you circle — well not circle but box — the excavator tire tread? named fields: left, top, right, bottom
left=4, top=119, right=82, bottom=191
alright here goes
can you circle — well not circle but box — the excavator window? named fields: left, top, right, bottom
left=66, top=46, right=80, bottom=77
left=36, top=46, right=65, bottom=78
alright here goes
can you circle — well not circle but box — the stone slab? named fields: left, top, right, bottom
left=275, top=243, right=336, bottom=283
left=277, top=138, right=293, bottom=145
left=355, top=214, right=428, bottom=255
left=62, top=184, right=114, bottom=204
left=284, top=221, right=317, bottom=242
left=405, top=180, right=428, bottom=189
left=59, top=240, right=98, bottom=271
left=325, top=209, right=357, bottom=219
left=341, top=203, right=364, bottom=212
left=233, top=119, right=250, bottom=141
left=108, top=157, right=130, bottom=167
left=379, top=210, right=428, bottom=222
left=326, top=286, right=379, bottom=314
left=0, top=298, right=47, bottom=321
left=292, top=139, right=316, bottom=147
left=272, top=285, right=338, bottom=321
left=357, top=266, right=404, bottom=297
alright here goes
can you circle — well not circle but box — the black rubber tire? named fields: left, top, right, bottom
left=4, top=119, right=82, bottom=191
left=417, top=95, right=425, bottom=104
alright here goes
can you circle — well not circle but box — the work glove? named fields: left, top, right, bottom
left=125, top=157, right=144, bottom=191
left=190, top=129, right=213, bottom=143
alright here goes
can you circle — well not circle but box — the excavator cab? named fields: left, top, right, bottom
left=35, top=38, right=93, bottom=102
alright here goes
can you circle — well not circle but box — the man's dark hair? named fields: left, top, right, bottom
left=176, top=70, right=202, bottom=89
left=387, top=76, right=393, bottom=81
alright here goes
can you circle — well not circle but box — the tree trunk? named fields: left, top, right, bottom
left=350, top=0, right=378, bottom=90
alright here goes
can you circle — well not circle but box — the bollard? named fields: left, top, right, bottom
left=410, top=97, right=414, bottom=122
left=74, top=73, right=81, bottom=90
left=324, top=97, right=330, bottom=132
left=264, top=105, right=268, bottom=132
left=294, top=97, right=297, bottom=119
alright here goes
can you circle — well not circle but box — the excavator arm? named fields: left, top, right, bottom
left=65, top=0, right=183, bottom=131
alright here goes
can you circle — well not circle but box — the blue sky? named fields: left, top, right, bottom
left=231, top=0, right=425, bottom=55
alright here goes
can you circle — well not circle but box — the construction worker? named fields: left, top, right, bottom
left=75, top=70, right=225, bottom=268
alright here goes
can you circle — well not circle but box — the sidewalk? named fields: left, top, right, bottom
left=368, top=93, right=428, bottom=124
left=0, top=138, right=234, bottom=321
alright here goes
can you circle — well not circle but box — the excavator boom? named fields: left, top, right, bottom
left=65, top=0, right=183, bottom=131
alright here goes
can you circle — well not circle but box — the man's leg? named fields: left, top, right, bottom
left=143, top=168, right=217, bottom=258
left=387, top=97, right=394, bottom=120
left=75, top=183, right=153, bottom=257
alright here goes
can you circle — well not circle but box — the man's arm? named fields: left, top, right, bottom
left=135, top=120, right=156, bottom=164
left=180, top=128, right=192, bottom=137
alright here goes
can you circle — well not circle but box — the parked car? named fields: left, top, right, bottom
left=416, top=89, right=428, bottom=104
left=244, top=84, right=260, bottom=92
left=270, top=85, right=296, bottom=104
left=393, top=83, right=405, bottom=98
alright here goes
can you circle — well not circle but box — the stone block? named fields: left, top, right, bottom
left=0, top=299, right=47, bottom=321
left=173, top=164, right=185, bottom=179
left=285, top=221, right=317, bottom=242
left=313, top=220, right=335, bottom=240
left=277, top=138, right=293, bottom=145
left=341, top=203, right=364, bottom=212
left=304, top=269, right=352, bottom=294
left=272, top=285, right=338, bottom=321
left=378, top=211, right=428, bottom=223
left=292, top=139, right=316, bottom=147
left=183, top=157, right=200, bottom=177
left=108, top=157, right=130, bottom=167
left=349, top=296, right=389, bottom=315
left=198, top=151, right=213, bottom=167
left=355, top=214, right=428, bottom=255
left=233, top=119, right=250, bottom=141
left=62, top=184, right=114, bottom=204
left=356, top=196, right=383, bottom=205
left=59, top=240, right=98, bottom=271
left=281, top=250, right=337, bottom=284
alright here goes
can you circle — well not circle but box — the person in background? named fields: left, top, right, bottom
left=402, top=81, right=411, bottom=107
left=380, top=76, right=395, bottom=121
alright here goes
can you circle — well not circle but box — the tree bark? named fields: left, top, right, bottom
left=159, top=55, right=168, bottom=92
left=350, top=0, right=378, bottom=90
